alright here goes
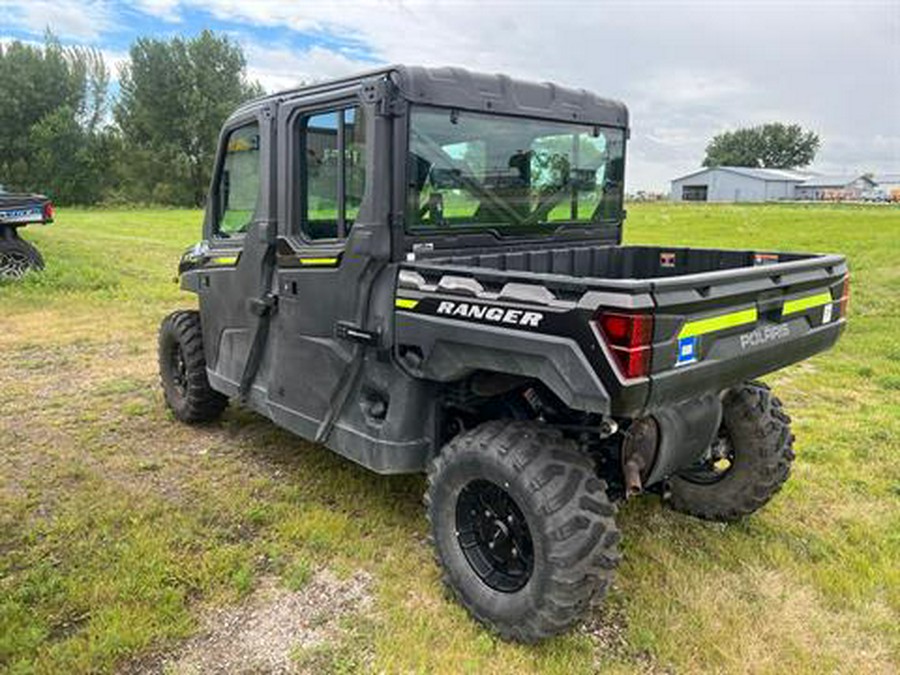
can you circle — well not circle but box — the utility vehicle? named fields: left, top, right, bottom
left=0, top=189, right=53, bottom=279
left=158, top=66, right=849, bottom=642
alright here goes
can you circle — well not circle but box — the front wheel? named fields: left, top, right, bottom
left=667, top=381, right=795, bottom=521
left=158, top=310, right=227, bottom=423
left=425, top=420, right=621, bottom=643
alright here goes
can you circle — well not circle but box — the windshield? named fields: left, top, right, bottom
left=407, top=107, right=625, bottom=235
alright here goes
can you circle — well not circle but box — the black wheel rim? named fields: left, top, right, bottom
left=455, top=479, right=534, bottom=592
left=0, top=251, right=32, bottom=280
left=169, top=344, right=188, bottom=397
left=679, top=430, right=736, bottom=485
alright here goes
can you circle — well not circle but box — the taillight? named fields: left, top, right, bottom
left=43, top=201, right=54, bottom=222
left=594, top=310, right=654, bottom=379
left=839, top=273, right=850, bottom=317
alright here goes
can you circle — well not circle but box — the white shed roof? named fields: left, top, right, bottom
left=672, top=166, right=813, bottom=183
left=798, top=174, right=876, bottom=188
left=874, top=174, right=900, bottom=185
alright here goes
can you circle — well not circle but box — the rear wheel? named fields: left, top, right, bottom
left=667, top=381, right=794, bottom=521
left=0, top=235, right=43, bottom=280
left=425, top=420, right=620, bottom=643
left=158, top=310, right=227, bottom=423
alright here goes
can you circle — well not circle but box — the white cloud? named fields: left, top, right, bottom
left=132, top=0, right=182, bottom=22
left=241, top=41, right=375, bottom=93
left=99, top=47, right=129, bottom=80
left=633, top=69, right=753, bottom=107
left=0, top=0, right=116, bottom=40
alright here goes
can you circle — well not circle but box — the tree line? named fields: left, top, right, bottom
left=0, top=31, right=262, bottom=206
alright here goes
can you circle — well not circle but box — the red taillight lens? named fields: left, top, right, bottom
left=43, top=201, right=54, bottom=222
left=839, top=273, right=850, bottom=317
left=595, top=311, right=654, bottom=379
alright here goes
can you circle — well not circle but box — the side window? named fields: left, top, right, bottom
left=300, top=106, right=367, bottom=239
left=215, top=122, right=260, bottom=236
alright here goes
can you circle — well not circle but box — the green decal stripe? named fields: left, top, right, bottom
left=208, top=255, right=239, bottom=266
left=783, top=291, right=833, bottom=316
left=678, top=307, right=758, bottom=339
left=395, top=298, right=419, bottom=310
left=298, top=257, right=339, bottom=266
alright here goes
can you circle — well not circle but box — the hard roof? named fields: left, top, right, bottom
left=234, top=64, right=628, bottom=127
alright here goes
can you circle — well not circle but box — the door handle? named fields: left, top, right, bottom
left=248, top=292, right=278, bottom=317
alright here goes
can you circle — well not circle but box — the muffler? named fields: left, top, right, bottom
left=621, top=393, right=723, bottom=496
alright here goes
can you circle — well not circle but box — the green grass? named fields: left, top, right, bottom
left=1, top=203, right=898, bottom=673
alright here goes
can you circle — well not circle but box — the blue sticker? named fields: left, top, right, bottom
left=676, top=336, right=698, bottom=366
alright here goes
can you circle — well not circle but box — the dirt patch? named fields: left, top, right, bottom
left=127, top=570, right=372, bottom=675
left=582, top=603, right=673, bottom=674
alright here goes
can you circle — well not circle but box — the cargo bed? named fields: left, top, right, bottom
left=397, top=243, right=849, bottom=416
left=415, top=243, right=825, bottom=280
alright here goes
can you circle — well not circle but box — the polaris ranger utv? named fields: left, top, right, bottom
left=0, top=189, right=53, bottom=279
left=158, top=66, right=849, bottom=642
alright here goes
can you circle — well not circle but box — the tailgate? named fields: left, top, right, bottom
left=647, top=253, right=849, bottom=406
left=0, top=197, right=50, bottom=225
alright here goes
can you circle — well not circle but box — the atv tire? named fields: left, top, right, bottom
left=667, top=381, right=794, bottom=521
left=425, top=419, right=620, bottom=643
left=158, top=310, right=227, bottom=423
left=0, top=235, right=43, bottom=280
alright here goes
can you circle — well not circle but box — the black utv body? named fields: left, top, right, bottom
left=159, top=65, right=848, bottom=642
left=0, top=191, right=53, bottom=279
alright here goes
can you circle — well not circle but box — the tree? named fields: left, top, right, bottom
left=702, top=123, right=820, bottom=169
left=0, top=33, right=114, bottom=202
left=115, top=30, right=263, bottom=206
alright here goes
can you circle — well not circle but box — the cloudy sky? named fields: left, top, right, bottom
left=1, top=0, right=898, bottom=190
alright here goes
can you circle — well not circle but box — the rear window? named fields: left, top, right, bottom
left=407, top=107, right=625, bottom=236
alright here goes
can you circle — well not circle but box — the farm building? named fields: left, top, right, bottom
left=670, top=166, right=812, bottom=202
left=794, top=174, right=876, bottom=201
left=873, top=173, right=900, bottom=190
left=873, top=174, right=900, bottom=199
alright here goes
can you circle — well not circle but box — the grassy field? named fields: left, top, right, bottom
left=1, top=203, right=898, bottom=674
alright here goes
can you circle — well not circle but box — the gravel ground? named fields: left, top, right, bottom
left=126, top=570, right=372, bottom=675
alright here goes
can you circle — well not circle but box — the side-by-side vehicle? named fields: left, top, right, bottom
left=0, top=189, right=53, bottom=279
left=158, top=66, right=848, bottom=641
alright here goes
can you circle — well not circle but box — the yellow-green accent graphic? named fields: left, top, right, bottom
left=208, top=255, right=239, bottom=266
left=782, top=291, right=832, bottom=316
left=678, top=307, right=758, bottom=339
left=395, top=298, right=419, bottom=310
left=298, top=257, right=339, bottom=266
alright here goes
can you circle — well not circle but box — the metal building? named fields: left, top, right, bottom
left=670, top=166, right=812, bottom=202
left=794, top=174, right=877, bottom=201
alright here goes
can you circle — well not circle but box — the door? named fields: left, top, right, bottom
left=268, top=96, right=380, bottom=434
left=198, top=104, right=278, bottom=396
left=682, top=185, right=708, bottom=201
